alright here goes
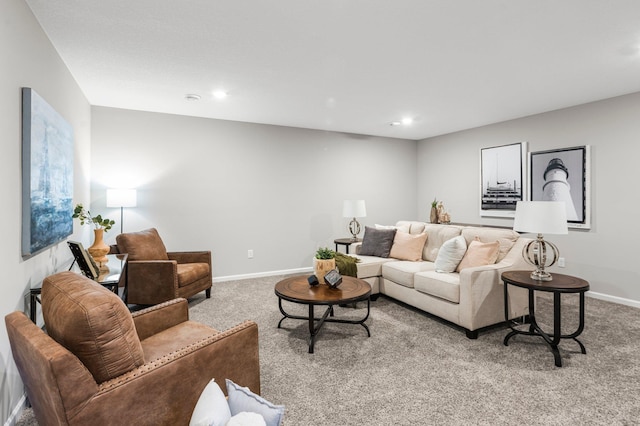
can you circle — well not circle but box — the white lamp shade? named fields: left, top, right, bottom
left=513, top=201, right=568, bottom=235
left=343, top=200, right=366, bottom=218
left=106, top=189, right=137, bottom=208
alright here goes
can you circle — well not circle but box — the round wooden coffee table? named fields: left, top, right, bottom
left=275, top=275, right=371, bottom=353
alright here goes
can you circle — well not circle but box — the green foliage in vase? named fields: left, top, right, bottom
left=431, top=197, right=438, bottom=208
left=315, top=247, right=336, bottom=259
left=72, top=204, right=116, bottom=232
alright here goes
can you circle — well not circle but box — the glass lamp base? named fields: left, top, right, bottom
left=530, top=269, right=553, bottom=281
left=348, top=218, right=361, bottom=241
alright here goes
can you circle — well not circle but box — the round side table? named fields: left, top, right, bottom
left=502, top=270, right=590, bottom=367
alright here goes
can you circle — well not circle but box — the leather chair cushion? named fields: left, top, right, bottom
left=177, top=262, right=210, bottom=287
left=116, top=228, right=169, bottom=261
left=42, top=271, right=145, bottom=383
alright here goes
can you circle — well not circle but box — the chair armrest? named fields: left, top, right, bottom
left=168, top=251, right=211, bottom=265
left=5, top=312, right=100, bottom=421
left=132, top=298, right=189, bottom=340
left=127, top=260, right=179, bottom=304
left=78, top=321, right=261, bottom=424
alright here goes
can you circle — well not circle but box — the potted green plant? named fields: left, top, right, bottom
left=72, top=204, right=116, bottom=265
left=314, top=247, right=336, bottom=284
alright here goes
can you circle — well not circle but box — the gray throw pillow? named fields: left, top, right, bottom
left=359, top=226, right=396, bottom=258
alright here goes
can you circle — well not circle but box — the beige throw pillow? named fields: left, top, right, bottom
left=456, top=239, right=500, bottom=272
left=389, top=232, right=428, bottom=261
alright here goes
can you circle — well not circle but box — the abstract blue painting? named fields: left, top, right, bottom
left=22, top=88, right=74, bottom=257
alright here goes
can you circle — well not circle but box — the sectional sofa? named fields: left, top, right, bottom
left=353, top=221, right=531, bottom=338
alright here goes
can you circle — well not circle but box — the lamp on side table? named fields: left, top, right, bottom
left=343, top=200, right=366, bottom=241
left=513, top=201, right=568, bottom=281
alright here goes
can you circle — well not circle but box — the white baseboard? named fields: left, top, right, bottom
left=4, top=394, right=27, bottom=426
left=213, top=267, right=313, bottom=283
left=587, top=291, right=640, bottom=309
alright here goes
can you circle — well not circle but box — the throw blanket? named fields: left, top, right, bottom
left=335, top=252, right=360, bottom=277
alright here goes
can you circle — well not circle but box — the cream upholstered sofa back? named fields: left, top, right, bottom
left=391, top=221, right=519, bottom=264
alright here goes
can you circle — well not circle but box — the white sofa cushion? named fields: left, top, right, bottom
left=414, top=271, right=461, bottom=303
left=382, top=261, right=435, bottom=288
left=355, top=255, right=392, bottom=279
left=422, top=224, right=463, bottom=262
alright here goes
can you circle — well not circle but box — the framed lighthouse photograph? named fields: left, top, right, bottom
left=529, top=146, right=591, bottom=229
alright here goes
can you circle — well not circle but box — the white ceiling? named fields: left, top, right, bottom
left=25, top=0, right=640, bottom=140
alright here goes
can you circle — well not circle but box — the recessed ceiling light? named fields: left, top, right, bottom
left=390, top=117, right=415, bottom=126
left=184, top=94, right=201, bottom=101
left=213, top=90, right=228, bottom=100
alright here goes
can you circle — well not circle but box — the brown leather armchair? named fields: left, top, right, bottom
left=5, top=271, right=260, bottom=426
left=111, top=228, right=212, bottom=305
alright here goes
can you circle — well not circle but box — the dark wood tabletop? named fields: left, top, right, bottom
left=502, top=270, right=590, bottom=293
left=334, top=238, right=362, bottom=244
left=275, top=275, right=371, bottom=305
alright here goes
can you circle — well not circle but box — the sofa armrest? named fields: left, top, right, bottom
left=457, top=238, right=532, bottom=330
left=168, top=250, right=211, bottom=265
left=132, top=298, right=189, bottom=340
left=352, top=242, right=363, bottom=255
left=76, top=321, right=261, bottom=424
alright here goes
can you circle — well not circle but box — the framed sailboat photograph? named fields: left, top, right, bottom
left=480, top=141, right=527, bottom=218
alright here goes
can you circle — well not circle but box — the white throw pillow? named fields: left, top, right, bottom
left=226, top=412, right=266, bottom=426
left=190, top=379, right=232, bottom=426
left=434, top=235, right=467, bottom=273
left=226, top=379, right=285, bottom=426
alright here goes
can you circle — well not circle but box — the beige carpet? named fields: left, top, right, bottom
left=17, top=274, right=640, bottom=425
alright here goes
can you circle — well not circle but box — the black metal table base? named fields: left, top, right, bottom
left=504, top=286, right=586, bottom=367
left=277, top=298, right=370, bottom=353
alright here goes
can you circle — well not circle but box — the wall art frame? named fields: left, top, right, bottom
left=528, top=145, right=591, bottom=229
left=480, top=141, right=527, bottom=218
left=22, top=87, right=74, bottom=257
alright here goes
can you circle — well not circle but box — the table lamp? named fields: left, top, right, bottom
left=343, top=200, right=366, bottom=241
left=513, top=201, right=568, bottom=281
left=106, top=188, right=137, bottom=234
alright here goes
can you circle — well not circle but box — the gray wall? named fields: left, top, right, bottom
left=90, top=107, right=418, bottom=278
left=418, top=92, right=640, bottom=304
left=0, top=0, right=92, bottom=422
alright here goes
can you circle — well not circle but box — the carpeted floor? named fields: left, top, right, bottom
left=17, top=274, right=640, bottom=425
